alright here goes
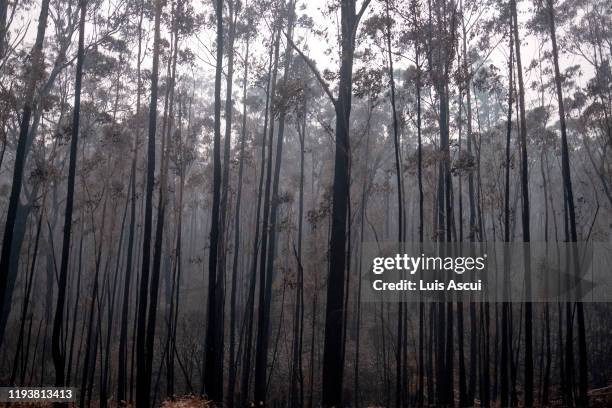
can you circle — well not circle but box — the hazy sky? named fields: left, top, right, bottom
left=7, top=0, right=593, bottom=117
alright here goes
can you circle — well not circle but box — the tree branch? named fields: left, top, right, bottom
left=356, top=0, right=372, bottom=24
left=285, top=33, right=337, bottom=107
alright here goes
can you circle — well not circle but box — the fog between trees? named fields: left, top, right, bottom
left=0, top=0, right=611, bottom=406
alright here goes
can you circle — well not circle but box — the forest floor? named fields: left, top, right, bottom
left=586, top=385, right=612, bottom=407
left=2, top=388, right=612, bottom=407
left=0, top=395, right=213, bottom=408
left=159, top=396, right=212, bottom=407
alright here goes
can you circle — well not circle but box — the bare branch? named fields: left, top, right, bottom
left=285, top=33, right=337, bottom=107
left=356, top=0, right=372, bottom=24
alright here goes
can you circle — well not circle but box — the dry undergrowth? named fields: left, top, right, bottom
left=3, top=388, right=611, bottom=407
left=0, top=396, right=212, bottom=408
left=160, top=396, right=213, bottom=407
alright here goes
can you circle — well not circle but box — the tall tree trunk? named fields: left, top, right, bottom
left=51, top=0, right=86, bottom=386
left=291, top=90, right=308, bottom=408
left=0, top=0, right=51, bottom=344
left=353, top=103, right=374, bottom=407
left=11, top=202, right=44, bottom=385
left=101, top=190, right=129, bottom=408
left=228, top=32, right=249, bottom=408
left=0, top=0, right=7, bottom=59
left=214, top=0, right=237, bottom=398
left=255, top=2, right=296, bottom=405
left=79, top=196, right=108, bottom=408
left=321, top=1, right=370, bottom=405
left=136, top=0, right=162, bottom=404
left=540, top=130, right=552, bottom=407
left=459, top=1, right=478, bottom=401
left=118, top=0, right=144, bottom=401
left=510, top=1, right=533, bottom=404
left=203, top=0, right=224, bottom=401
left=65, top=227, right=84, bottom=386
left=167, top=88, right=187, bottom=400
left=253, top=24, right=281, bottom=406
left=384, top=1, right=406, bottom=406
left=545, top=0, right=588, bottom=405
left=147, top=2, right=179, bottom=402
left=501, top=21, right=513, bottom=407
left=240, top=36, right=275, bottom=406
left=411, top=1, right=425, bottom=403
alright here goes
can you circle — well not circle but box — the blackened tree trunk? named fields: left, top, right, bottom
left=146, top=19, right=176, bottom=406
left=51, top=0, right=86, bottom=387
left=203, top=0, right=224, bottom=402
left=240, top=37, right=275, bottom=406
left=136, top=0, right=162, bottom=404
left=255, top=2, right=296, bottom=404
left=11, top=200, right=44, bottom=386
left=65, top=220, right=85, bottom=387
left=118, top=0, right=144, bottom=401
left=411, top=1, right=425, bottom=403
left=510, top=1, right=533, bottom=404
left=291, top=91, right=308, bottom=408
left=101, top=183, right=130, bottom=408
left=214, top=0, right=237, bottom=398
left=383, top=2, right=405, bottom=405
left=539, top=73, right=553, bottom=405
left=228, top=32, right=249, bottom=408
left=79, top=195, right=108, bottom=408
left=0, top=0, right=51, bottom=344
left=167, top=87, right=187, bottom=399
left=545, top=0, right=588, bottom=405
left=460, top=1, right=478, bottom=401
left=0, top=0, right=7, bottom=59
left=321, top=1, right=371, bottom=406
left=253, top=24, right=281, bottom=406
left=457, top=81, right=467, bottom=405
left=501, top=21, right=513, bottom=407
